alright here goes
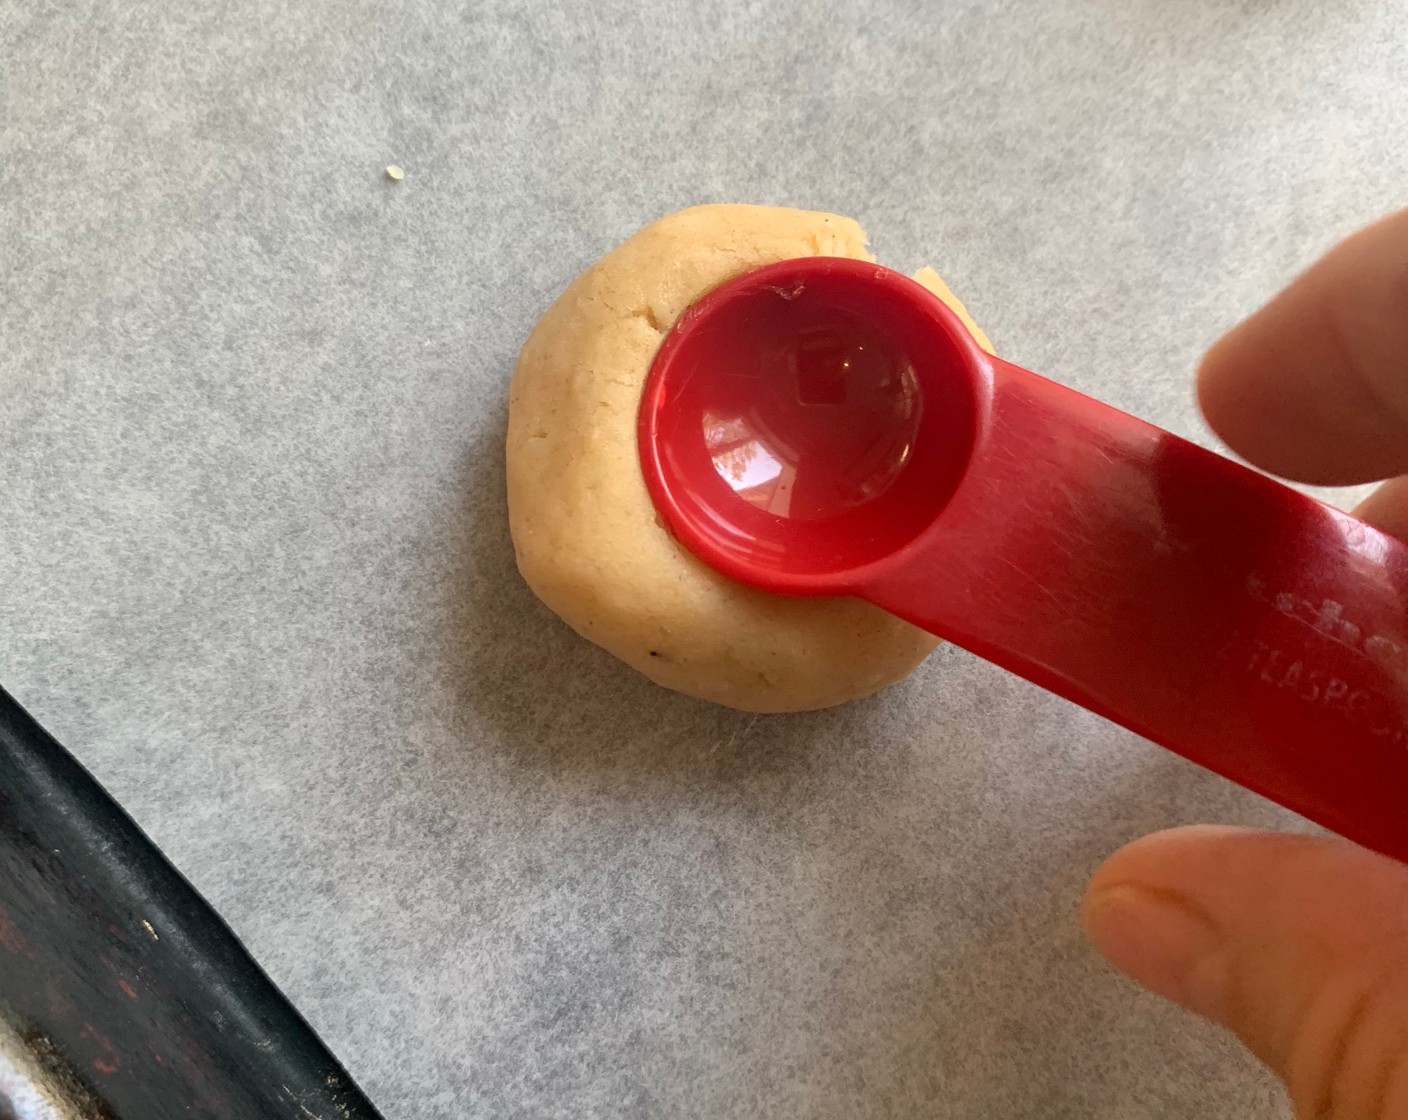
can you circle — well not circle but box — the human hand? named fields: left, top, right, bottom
left=1082, top=208, right=1408, bottom=1120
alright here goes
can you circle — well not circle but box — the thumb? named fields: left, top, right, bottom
left=1082, top=825, right=1408, bottom=1119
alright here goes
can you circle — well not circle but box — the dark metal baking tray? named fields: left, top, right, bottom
left=0, top=685, right=387, bottom=1120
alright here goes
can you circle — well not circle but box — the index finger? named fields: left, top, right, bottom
left=1198, top=208, right=1408, bottom=486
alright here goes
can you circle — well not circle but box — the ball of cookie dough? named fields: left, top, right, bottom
left=506, top=204, right=992, bottom=713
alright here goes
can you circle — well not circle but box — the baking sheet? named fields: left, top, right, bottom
left=3, top=1, right=1406, bottom=1116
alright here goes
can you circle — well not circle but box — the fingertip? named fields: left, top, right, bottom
left=1080, top=880, right=1228, bottom=1017
left=1196, top=325, right=1268, bottom=463
left=1197, top=300, right=1393, bottom=485
left=1354, top=475, right=1408, bottom=540
left=1196, top=209, right=1408, bottom=485
left=1084, top=829, right=1396, bottom=1069
left=1084, top=825, right=1408, bottom=977
left=1195, top=327, right=1240, bottom=424
left=1084, top=824, right=1255, bottom=900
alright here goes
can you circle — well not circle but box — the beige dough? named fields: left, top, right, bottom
left=506, top=204, right=992, bottom=713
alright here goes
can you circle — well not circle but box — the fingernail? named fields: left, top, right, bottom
left=1083, top=885, right=1228, bottom=1018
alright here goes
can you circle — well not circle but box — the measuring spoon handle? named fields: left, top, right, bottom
left=861, top=356, right=1408, bottom=859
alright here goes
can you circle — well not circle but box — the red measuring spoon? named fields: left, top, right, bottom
left=638, top=256, right=1408, bottom=861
